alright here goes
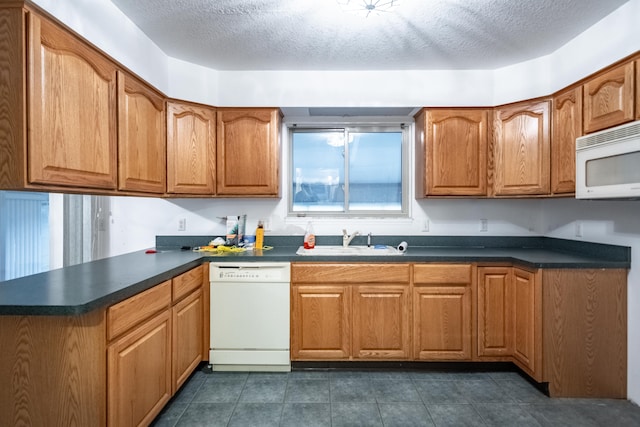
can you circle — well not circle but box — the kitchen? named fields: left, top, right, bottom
left=1, top=0, right=640, bottom=425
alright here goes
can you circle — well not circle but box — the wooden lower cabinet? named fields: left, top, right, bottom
left=106, top=267, right=205, bottom=427
left=291, top=285, right=351, bottom=359
left=477, top=267, right=513, bottom=358
left=290, top=263, right=411, bottom=361
left=413, top=264, right=473, bottom=360
left=172, top=288, right=204, bottom=392
left=512, top=267, right=542, bottom=380
left=353, top=285, right=411, bottom=359
left=107, top=310, right=172, bottom=427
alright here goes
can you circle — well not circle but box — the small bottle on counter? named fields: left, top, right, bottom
left=303, top=221, right=316, bottom=249
left=255, top=220, right=264, bottom=250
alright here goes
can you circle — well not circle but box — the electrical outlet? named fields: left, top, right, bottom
left=575, top=221, right=583, bottom=238
left=178, top=218, right=186, bottom=231
left=480, top=219, right=488, bottom=232
left=423, top=219, right=430, bottom=232
left=263, top=218, right=272, bottom=231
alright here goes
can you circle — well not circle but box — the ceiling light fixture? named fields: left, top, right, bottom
left=336, top=0, right=400, bottom=17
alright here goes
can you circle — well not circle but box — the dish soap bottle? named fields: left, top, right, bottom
left=303, top=222, right=316, bottom=249
left=255, top=220, right=264, bottom=250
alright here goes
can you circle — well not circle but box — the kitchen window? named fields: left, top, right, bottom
left=289, top=125, right=408, bottom=216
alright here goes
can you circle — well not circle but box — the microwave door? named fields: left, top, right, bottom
left=576, top=136, right=640, bottom=199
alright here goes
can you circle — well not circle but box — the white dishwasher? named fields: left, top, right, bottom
left=209, top=262, right=291, bottom=372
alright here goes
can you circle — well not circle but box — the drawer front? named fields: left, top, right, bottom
left=413, top=264, right=471, bottom=285
left=173, top=265, right=204, bottom=301
left=291, top=263, right=410, bottom=284
left=107, top=280, right=172, bottom=341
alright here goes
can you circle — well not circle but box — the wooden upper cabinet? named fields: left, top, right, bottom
left=492, top=100, right=550, bottom=196
left=216, top=108, right=281, bottom=196
left=415, top=109, right=488, bottom=196
left=167, top=101, right=216, bottom=195
left=551, top=87, right=582, bottom=194
left=28, top=12, right=118, bottom=189
left=118, top=72, right=166, bottom=193
left=583, top=61, right=635, bottom=134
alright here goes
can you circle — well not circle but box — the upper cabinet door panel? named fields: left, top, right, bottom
left=426, top=109, right=488, bottom=196
left=118, top=71, right=166, bottom=194
left=166, top=101, right=216, bottom=195
left=28, top=13, right=117, bottom=189
left=493, top=101, right=550, bottom=196
left=216, top=108, right=280, bottom=196
left=551, top=87, right=582, bottom=194
left=583, top=61, right=635, bottom=134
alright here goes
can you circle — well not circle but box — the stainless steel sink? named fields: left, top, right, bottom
left=296, top=245, right=403, bottom=256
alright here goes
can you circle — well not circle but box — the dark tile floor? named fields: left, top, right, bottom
left=152, top=367, right=640, bottom=426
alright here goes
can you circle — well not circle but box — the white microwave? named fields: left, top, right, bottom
left=576, top=119, right=640, bottom=199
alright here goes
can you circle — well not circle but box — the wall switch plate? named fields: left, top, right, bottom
left=423, top=219, right=430, bottom=232
left=178, top=218, right=186, bottom=231
left=480, top=219, right=488, bottom=232
left=575, top=221, right=583, bottom=238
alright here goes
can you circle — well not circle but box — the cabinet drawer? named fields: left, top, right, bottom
left=107, top=280, right=172, bottom=341
left=172, top=265, right=204, bottom=302
left=413, top=264, right=471, bottom=285
left=292, top=263, right=410, bottom=284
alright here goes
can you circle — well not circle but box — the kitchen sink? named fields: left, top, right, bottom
left=296, top=245, right=403, bottom=256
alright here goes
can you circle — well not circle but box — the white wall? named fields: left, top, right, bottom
left=31, top=0, right=640, bottom=403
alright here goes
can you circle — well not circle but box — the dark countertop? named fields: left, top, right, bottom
left=0, top=236, right=630, bottom=316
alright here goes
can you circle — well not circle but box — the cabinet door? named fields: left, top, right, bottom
left=167, top=101, right=216, bottom=195
left=216, top=108, right=280, bottom=196
left=552, top=87, right=582, bottom=194
left=291, top=285, right=351, bottom=360
left=28, top=13, right=117, bottom=189
left=513, top=268, right=542, bottom=380
left=118, top=72, right=166, bottom=193
left=108, top=310, right=172, bottom=427
left=583, top=61, right=635, bottom=134
left=493, top=101, right=550, bottom=196
left=413, top=285, right=472, bottom=360
left=637, top=60, right=640, bottom=120
left=172, top=289, right=203, bottom=392
left=477, top=267, right=513, bottom=358
left=417, top=109, right=488, bottom=196
left=353, top=285, right=410, bottom=359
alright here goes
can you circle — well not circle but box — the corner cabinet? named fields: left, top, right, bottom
left=492, top=100, right=551, bottom=196
left=415, top=108, right=488, bottom=196
left=583, top=61, right=635, bottom=134
left=551, top=87, right=581, bottom=195
left=216, top=108, right=281, bottom=196
left=27, top=10, right=119, bottom=190
left=413, top=264, right=474, bottom=360
left=166, top=101, right=217, bottom=195
left=118, top=72, right=166, bottom=194
left=291, top=263, right=411, bottom=361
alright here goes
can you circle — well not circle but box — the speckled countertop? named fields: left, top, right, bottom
left=0, top=236, right=629, bottom=316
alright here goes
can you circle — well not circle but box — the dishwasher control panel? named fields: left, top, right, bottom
left=210, top=262, right=291, bottom=282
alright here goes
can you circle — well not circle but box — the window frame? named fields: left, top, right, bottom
left=287, top=122, right=410, bottom=218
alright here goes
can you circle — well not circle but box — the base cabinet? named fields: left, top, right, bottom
left=291, top=285, right=351, bottom=359
left=291, top=263, right=411, bottom=361
left=107, top=310, right=172, bottom=427
left=477, top=267, right=513, bottom=358
left=512, top=268, right=542, bottom=379
left=106, top=266, right=205, bottom=426
left=353, top=285, right=411, bottom=359
left=412, top=264, right=474, bottom=360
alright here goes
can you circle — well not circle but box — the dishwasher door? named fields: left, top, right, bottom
left=209, top=262, right=290, bottom=371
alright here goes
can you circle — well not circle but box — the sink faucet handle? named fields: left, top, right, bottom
left=342, top=229, right=348, bottom=236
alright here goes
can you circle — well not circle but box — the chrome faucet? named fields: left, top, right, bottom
left=342, top=229, right=360, bottom=247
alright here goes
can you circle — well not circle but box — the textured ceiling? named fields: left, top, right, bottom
left=110, top=0, right=628, bottom=71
